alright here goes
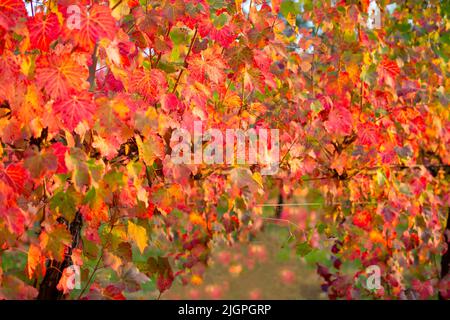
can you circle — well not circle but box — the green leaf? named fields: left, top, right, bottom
left=50, top=188, right=79, bottom=221
left=280, top=1, right=299, bottom=17
left=296, top=241, right=313, bottom=257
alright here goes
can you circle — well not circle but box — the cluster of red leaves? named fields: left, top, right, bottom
left=0, top=0, right=448, bottom=300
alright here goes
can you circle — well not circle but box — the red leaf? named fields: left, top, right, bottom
left=52, top=91, right=97, bottom=131
left=324, top=106, right=353, bottom=136
left=1, top=206, right=27, bottom=234
left=27, top=12, right=61, bottom=51
left=0, top=163, right=28, bottom=194
left=377, top=57, right=400, bottom=88
left=51, top=142, right=69, bottom=174
left=352, top=210, right=372, bottom=229
left=357, top=123, right=379, bottom=146
left=102, top=285, right=126, bottom=300
left=66, top=4, right=117, bottom=49
left=157, top=273, right=174, bottom=293
left=0, top=0, right=26, bottom=30
left=129, top=68, right=167, bottom=103
left=380, top=57, right=400, bottom=78
left=160, top=93, right=182, bottom=113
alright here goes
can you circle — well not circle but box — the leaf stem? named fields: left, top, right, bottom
left=77, top=211, right=116, bottom=299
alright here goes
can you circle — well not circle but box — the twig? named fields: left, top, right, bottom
left=77, top=250, right=104, bottom=299
left=77, top=215, right=115, bottom=299
left=111, top=0, right=123, bottom=11
left=88, top=43, right=99, bottom=92
left=153, top=25, right=172, bottom=68
left=172, top=27, right=197, bottom=93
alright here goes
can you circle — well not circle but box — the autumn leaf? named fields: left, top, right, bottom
left=229, top=168, right=264, bottom=194
left=129, top=68, right=167, bottom=103
left=127, top=220, right=148, bottom=254
left=109, top=0, right=130, bottom=20
left=0, top=162, right=28, bottom=194
left=52, top=91, right=97, bottom=131
left=50, top=188, right=80, bottom=221
left=0, top=0, right=447, bottom=301
left=102, top=285, right=126, bottom=300
left=120, top=262, right=150, bottom=292
left=51, top=142, right=69, bottom=174
left=0, top=275, right=38, bottom=299
left=187, top=48, right=227, bottom=84
left=0, top=206, right=27, bottom=234
left=56, top=266, right=79, bottom=294
left=24, top=147, right=58, bottom=179
left=26, top=243, right=45, bottom=279
left=135, top=134, right=164, bottom=166
left=324, top=106, right=353, bottom=136
left=151, top=184, right=186, bottom=214
left=39, top=225, right=72, bottom=261
left=67, top=4, right=117, bottom=49
left=27, top=12, right=61, bottom=51
left=64, top=148, right=90, bottom=191
left=357, top=123, right=379, bottom=146
left=142, top=256, right=174, bottom=293
left=103, top=251, right=122, bottom=274
left=377, top=57, right=401, bottom=88
left=160, top=93, right=182, bottom=113
left=352, top=210, right=372, bottom=230
left=0, top=0, right=26, bottom=29
left=36, top=55, right=89, bottom=99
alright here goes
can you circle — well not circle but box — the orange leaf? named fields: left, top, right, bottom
left=187, top=48, right=227, bottom=84
left=36, top=55, right=89, bottom=99
left=26, top=244, right=45, bottom=279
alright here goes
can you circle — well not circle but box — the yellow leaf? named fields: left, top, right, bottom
left=363, top=52, right=371, bottom=65
left=223, top=93, right=241, bottom=109
left=21, top=56, right=35, bottom=76
left=235, top=0, right=243, bottom=13
left=109, top=0, right=130, bottom=19
left=286, top=12, right=296, bottom=26
left=252, top=172, right=264, bottom=188
left=135, top=134, right=164, bottom=166
left=128, top=221, right=148, bottom=254
left=369, top=230, right=384, bottom=244
left=346, top=62, right=360, bottom=84
left=92, top=135, right=116, bottom=159
left=48, top=0, right=64, bottom=24
left=189, top=212, right=206, bottom=227
left=112, top=99, right=129, bottom=118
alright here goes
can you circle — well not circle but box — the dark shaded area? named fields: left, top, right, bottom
left=37, top=211, right=83, bottom=300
